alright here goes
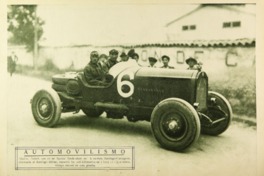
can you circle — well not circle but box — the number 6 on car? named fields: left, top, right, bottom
left=117, top=71, right=135, bottom=98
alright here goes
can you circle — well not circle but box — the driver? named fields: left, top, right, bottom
left=84, top=51, right=108, bottom=86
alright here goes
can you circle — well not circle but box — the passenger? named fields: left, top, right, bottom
left=186, top=57, right=202, bottom=71
left=84, top=51, right=108, bottom=86
left=106, top=49, right=119, bottom=70
left=132, top=53, right=139, bottom=63
left=148, top=57, right=157, bottom=68
left=99, top=54, right=108, bottom=63
left=120, top=52, right=129, bottom=62
left=125, top=49, right=139, bottom=65
left=127, top=49, right=135, bottom=59
left=98, top=54, right=109, bottom=74
left=161, top=55, right=174, bottom=69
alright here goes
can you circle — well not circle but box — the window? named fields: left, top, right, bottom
left=232, top=21, right=241, bottom=27
left=182, top=26, right=188, bottom=31
left=176, top=51, right=185, bottom=64
left=223, top=22, right=231, bottom=28
left=190, top=25, right=196, bottom=30
left=182, top=25, right=196, bottom=31
left=223, top=21, right=241, bottom=28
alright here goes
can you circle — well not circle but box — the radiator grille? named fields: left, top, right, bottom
left=196, top=76, right=207, bottom=112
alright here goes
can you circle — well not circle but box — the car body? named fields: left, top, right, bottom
left=31, top=63, right=232, bottom=151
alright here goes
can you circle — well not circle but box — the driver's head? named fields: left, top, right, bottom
left=109, top=49, right=119, bottom=61
left=90, top=51, right=99, bottom=64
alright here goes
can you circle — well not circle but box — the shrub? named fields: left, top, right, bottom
left=40, top=59, right=60, bottom=72
left=209, top=67, right=256, bottom=117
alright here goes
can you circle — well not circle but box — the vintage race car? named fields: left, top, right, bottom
left=31, top=62, right=232, bottom=151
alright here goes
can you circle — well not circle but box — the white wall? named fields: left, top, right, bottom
left=8, top=44, right=255, bottom=82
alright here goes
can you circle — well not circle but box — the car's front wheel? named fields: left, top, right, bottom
left=31, top=89, right=61, bottom=127
left=201, top=91, right=232, bottom=135
left=151, top=98, right=201, bottom=151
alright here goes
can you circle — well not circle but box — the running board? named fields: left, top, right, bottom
left=94, top=102, right=129, bottom=111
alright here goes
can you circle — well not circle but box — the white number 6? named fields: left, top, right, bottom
left=117, top=71, right=134, bottom=98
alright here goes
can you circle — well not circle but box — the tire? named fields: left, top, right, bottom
left=82, top=108, right=103, bottom=118
left=31, top=89, right=61, bottom=127
left=151, top=98, right=201, bottom=151
left=202, top=91, right=233, bottom=135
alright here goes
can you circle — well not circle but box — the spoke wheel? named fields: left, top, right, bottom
left=31, top=89, right=61, bottom=127
left=160, top=111, right=188, bottom=142
left=151, top=98, right=200, bottom=151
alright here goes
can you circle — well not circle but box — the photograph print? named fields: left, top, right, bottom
left=5, top=3, right=258, bottom=176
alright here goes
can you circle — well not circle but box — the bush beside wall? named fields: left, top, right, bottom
left=209, top=66, right=256, bottom=117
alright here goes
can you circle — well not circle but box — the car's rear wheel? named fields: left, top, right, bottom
left=151, top=98, right=200, bottom=151
left=82, top=108, right=103, bottom=118
left=31, top=89, right=61, bottom=127
left=202, top=91, right=232, bottom=135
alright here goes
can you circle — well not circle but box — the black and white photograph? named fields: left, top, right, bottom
left=1, top=1, right=264, bottom=176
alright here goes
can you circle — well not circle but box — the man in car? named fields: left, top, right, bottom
left=132, top=53, right=139, bottom=63
left=127, top=49, right=135, bottom=59
left=106, top=49, right=119, bottom=69
left=127, top=49, right=138, bottom=61
left=98, top=54, right=109, bottom=74
left=161, top=55, right=174, bottom=69
left=148, top=57, right=157, bottom=67
left=186, top=57, right=202, bottom=71
left=120, top=52, right=129, bottom=62
left=84, top=51, right=108, bottom=86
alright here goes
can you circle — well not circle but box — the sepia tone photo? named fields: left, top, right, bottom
left=1, top=1, right=263, bottom=176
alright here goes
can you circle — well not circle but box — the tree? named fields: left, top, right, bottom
left=8, top=5, right=45, bottom=51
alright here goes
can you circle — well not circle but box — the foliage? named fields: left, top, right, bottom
left=209, top=67, right=256, bottom=117
left=40, top=59, right=60, bottom=72
left=8, top=5, right=45, bottom=51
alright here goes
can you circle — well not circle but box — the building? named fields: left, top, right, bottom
left=165, top=4, right=255, bottom=41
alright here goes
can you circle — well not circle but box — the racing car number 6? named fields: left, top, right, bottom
left=117, top=71, right=134, bottom=98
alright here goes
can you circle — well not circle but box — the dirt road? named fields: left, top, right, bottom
left=6, top=74, right=257, bottom=176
